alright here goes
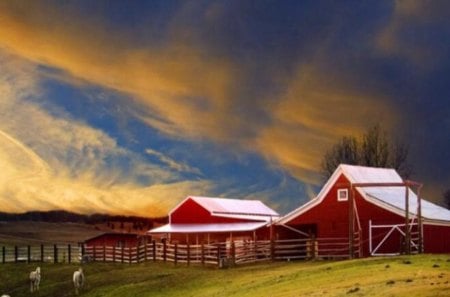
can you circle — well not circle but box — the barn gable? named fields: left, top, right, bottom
left=276, top=164, right=450, bottom=256
left=170, top=196, right=279, bottom=224
left=278, top=164, right=450, bottom=226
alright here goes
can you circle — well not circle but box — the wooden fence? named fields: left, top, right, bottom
left=1, top=244, right=80, bottom=264
left=1, top=237, right=358, bottom=267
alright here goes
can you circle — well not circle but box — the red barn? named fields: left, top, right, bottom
left=148, top=196, right=280, bottom=244
left=276, top=164, right=450, bottom=257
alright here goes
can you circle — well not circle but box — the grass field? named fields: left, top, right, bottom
left=0, top=254, right=449, bottom=297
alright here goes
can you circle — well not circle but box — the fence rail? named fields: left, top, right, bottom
left=2, top=237, right=357, bottom=267
left=1, top=244, right=80, bottom=264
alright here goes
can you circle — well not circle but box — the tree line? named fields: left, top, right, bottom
left=0, top=209, right=167, bottom=226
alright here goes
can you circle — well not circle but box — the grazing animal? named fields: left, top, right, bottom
left=73, top=267, right=85, bottom=295
left=29, top=266, right=41, bottom=292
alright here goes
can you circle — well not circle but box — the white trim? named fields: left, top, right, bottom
left=337, top=189, right=348, bottom=201
left=422, top=219, right=450, bottom=227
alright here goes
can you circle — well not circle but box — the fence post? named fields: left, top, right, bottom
left=201, top=243, right=205, bottom=266
left=113, top=246, right=116, bottom=263
left=187, top=243, right=190, bottom=266
left=217, top=244, right=221, bottom=267
left=14, top=246, right=18, bottom=263
left=81, top=244, right=85, bottom=262
left=54, top=244, right=58, bottom=263
left=128, top=247, right=132, bottom=264
left=136, top=244, right=140, bottom=264
left=103, top=244, right=106, bottom=262
left=311, top=235, right=316, bottom=260
left=2, top=246, right=5, bottom=264
left=41, top=244, right=44, bottom=262
left=270, top=239, right=275, bottom=261
left=174, top=243, right=178, bottom=265
left=26, top=245, right=30, bottom=263
left=121, top=246, right=124, bottom=264
left=163, top=240, right=167, bottom=262
left=93, top=245, right=97, bottom=262
left=152, top=240, right=156, bottom=262
left=68, top=244, right=71, bottom=264
left=144, top=240, right=148, bottom=262
left=231, top=241, right=235, bottom=266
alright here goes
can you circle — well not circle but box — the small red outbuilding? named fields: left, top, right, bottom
left=148, top=196, right=280, bottom=244
left=276, top=164, right=450, bottom=257
left=84, top=232, right=146, bottom=248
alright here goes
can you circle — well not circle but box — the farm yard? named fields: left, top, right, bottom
left=0, top=254, right=449, bottom=297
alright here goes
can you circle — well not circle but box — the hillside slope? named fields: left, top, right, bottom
left=0, top=255, right=449, bottom=297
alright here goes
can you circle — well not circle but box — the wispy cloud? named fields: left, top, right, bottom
left=2, top=1, right=444, bottom=211
left=0, top=51, right=213, bottom=216
left=0, top=2, right=397, bottom=187
left=145, top=148, right=201, bottom=175
left=376, top=0, right=450, bottom=69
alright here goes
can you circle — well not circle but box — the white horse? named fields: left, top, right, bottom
left=73, top=267, right=85, bottom=295
left=29, top=266, right=41, bottom=292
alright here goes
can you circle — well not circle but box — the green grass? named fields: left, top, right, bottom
left=1, top=254, right=449, bottom=297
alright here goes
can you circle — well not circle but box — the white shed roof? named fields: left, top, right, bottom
left=170, top=196, right=280, bottom=221
left=148, top=222, right=267, bottom=234
left=190, top=196, right=279, bottom=216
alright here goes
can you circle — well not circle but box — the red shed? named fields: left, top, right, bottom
left=84, top=232, right=146, bottom=248
left=276, top=164, right=450, bottom=257
left=148, top=196, right=280, bottom=243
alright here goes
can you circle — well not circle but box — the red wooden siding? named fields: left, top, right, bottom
left=284, top=174, right=418, bottom=256
left=85, top=234, right=142, bottom=248
left=423, top=224, right=450, bottom=253
left=171, top=198, right=254, bottom=224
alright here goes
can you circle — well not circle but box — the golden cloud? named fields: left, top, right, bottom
left=252, top=65, right=395, bottom=185
left=0, top=2, right=238, bottom=142
left=0, top=51, right=214, bottom=216
left=0, top=2, right=398, bottom=207
left=376, top=0, right=450, bottom=69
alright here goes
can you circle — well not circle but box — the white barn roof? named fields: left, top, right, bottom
left=169, top=196, right=280, bottom=220
left=149, top=222, right=267, bottom=234
left=278, top=164, right=450, bottom=225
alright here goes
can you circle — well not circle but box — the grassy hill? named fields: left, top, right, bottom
left=0, top=254, right=449, bottom=296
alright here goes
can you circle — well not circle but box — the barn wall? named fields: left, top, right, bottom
left=168, top=229, right=269, bottom=244
left=283, top=174, right=408, bottom=257
left=171, top=198, right=254, bottom=224
left=423, top=224, right=450, bottom=253
left=85, top=235, right=140, bottom=248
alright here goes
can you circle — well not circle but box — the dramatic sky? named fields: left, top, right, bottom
left=1, top=1, right=449, bottom=217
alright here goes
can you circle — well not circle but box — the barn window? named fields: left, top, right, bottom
left=337, top=189, right=348, bottom=201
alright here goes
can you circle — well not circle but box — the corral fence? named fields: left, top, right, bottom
left=1, top=244, right=80, bottom=264
left=1, top=237, right=359, bottom=267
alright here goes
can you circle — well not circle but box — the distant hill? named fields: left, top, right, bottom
left=0, top=210, right=167, bottom=227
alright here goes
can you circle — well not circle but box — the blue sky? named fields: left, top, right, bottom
left=0, top=1, right=449, bottom=217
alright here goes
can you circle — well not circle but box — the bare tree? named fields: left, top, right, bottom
left=322, top=136, right=359, bottom=178
left=444, top=189, right=450, bottom=210
left=321, top=124, right=412, bottom=179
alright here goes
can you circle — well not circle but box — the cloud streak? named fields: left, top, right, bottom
left=0, top=2, right=397, bottom=186
left=0, top=1, right=446, bottom=212
left=0, top=51, right=214, bottom=216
